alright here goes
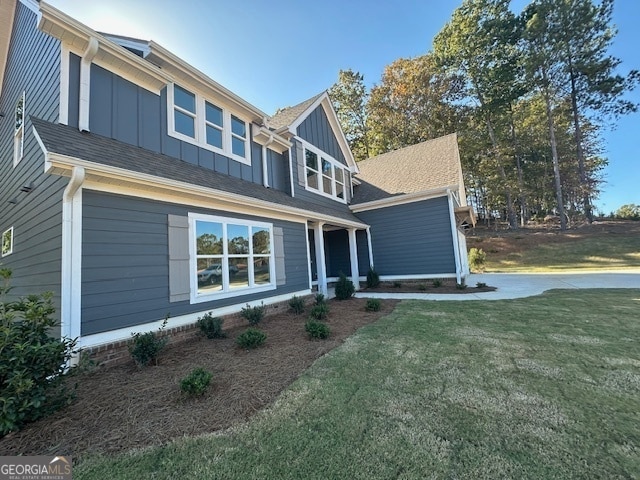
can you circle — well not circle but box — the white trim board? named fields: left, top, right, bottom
left=350, top=186, right=457, bottom=213
left=77, top=289, right=311, bottom=349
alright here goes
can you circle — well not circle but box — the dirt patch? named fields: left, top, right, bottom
left=0, top=298, right=398, bottom=460
left=362, top=280, right=496, bottom=294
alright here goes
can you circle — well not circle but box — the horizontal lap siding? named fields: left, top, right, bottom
left=81, top=191, right=308, bottom=335
left=355, top=197, right=456, bottom=276
left=0, top=4, right=65, bottom=324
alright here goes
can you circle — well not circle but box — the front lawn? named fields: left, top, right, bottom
left=77, top=289, right=640, bottom=479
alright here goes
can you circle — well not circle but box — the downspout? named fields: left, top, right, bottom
left=61, top=166, right=86, bottom=355
left=262, top=134, right=274, bottom=188
left=78, top=37, right=99, bottom=132
left=288, top=145, right=295, bottom=198
left=447, top=189, right=463, bottom=284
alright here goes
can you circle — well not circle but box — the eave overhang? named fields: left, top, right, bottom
left=349, top=185, right=457, bottom=213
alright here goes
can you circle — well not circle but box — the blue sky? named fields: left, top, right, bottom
left=47, top=0, right=639, bottom=213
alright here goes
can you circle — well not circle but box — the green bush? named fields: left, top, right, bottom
left=393, top=281, right=402, bottom=288
left=366, top=267, right=380, bottom=288
left=418, top=284, right=427, bottom=291
left=197, top=313, right=225, bottom=339
left=432, top=279, right=443, bottom=288
left=309, top=303, right=330, bottom=321
left=334, top=272, right=355, bottom=300
left=305, top=320, right=330, bottom=339
left=236, top=328, right=267, bottom=349
left=456, top=281, right=468, bottom=290
left=288, top=295, right=305, bottom=315
left=0, top=270, right=76, bottom=436
left=468, top=247, right=487, bottom=272
left=129, top=317, right=168, bottom=367
left=365, top=298, right=381, bottom=312
left=240, top=303, right=266, bottom=325
left=314, top=293, right=326, bottom=305
left=180, top=368, right=213, bottom=396
left=476, top=282, right=487, bottom=288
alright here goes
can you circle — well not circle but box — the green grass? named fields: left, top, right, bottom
left=485, top=235, right=640, bottom=272
left=76, top=290, right=640, bottom=479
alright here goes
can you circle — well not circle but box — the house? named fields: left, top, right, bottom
left=0, top=0, right=473, bottom=353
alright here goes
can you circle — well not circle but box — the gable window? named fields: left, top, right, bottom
left=14, top=92, right=25, bottom=167
left=303, top=143, right=347, bottom=202
left=189, top=213, right=275, bottom=302
left=1, top=227, right=13, bottom=257
left=168, top=84, right=250, bottom=165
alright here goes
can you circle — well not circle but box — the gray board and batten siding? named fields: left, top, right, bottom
left=355, top=196, right=456, bottom=276
left=296, top=105, right=346, bottom=165
left=81, top=190, right=309, bottom=336
left=0, top=3, right=67, bottom=322
left=65, top=58, right=290, bottom=193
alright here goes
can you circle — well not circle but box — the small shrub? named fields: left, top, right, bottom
left=456, top=281, right=467, bottom=290
left=0, top=271, right=77, bottom=435
left=468, top=247, right=487, bottom=272
left=393, top=281, right=402, bottom=288
left=314, top=293, right=326, bottom=305
left=334, top=272, right=355, bottom=300
left=309, top=303, right=330, bottom=320
left=476, top=282, right=487, bottom=288
left=432, top=279, right=443, bottom=288
left=365, top=298, right=381, bottom=312
left=236, top=328, right=267, bottom=349
left=180, top=367, right=212, bottom=396
left=197, top=313, right=225, bottom=339
left=288, top=295, right=305, bottom=314
left=241, top=303, right=266, bottom=325
left=305, top=320, right=330, bottom=339
left=366, top=267, right=380, bottom=288
left=129, top=317, right=168, bottom=367
left=418, top=284, right=427, bottom=291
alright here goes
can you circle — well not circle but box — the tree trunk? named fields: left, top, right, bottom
left=541, top=70, right=567, bottom=231
left=567, top=57, right=592, bottom=223
left=486, top=118, right=518, bottom=229
left=509, top=104, right=528, bottom=226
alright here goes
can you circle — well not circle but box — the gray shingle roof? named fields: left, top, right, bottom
left=31, top=118, right=365, bottom=225
left=351, top=133, right=463, bottom=204
left=267, top=92, right=324, bottom=130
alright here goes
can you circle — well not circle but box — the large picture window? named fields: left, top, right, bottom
left=190, top=214, right=275, bottom=301
left=303, top=143, right=347, bottom=202
left=168, top=84, right=250, bottom=164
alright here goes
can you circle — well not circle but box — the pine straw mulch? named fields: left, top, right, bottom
left=0, top=298, right=399, bottom=461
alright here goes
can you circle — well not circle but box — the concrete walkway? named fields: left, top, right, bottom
left=354, top=272, right=640, bottom=301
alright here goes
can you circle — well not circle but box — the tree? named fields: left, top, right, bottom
left=615, top=204, right=640, bottom=220
left=366, top=54, right=464, bottom=156
left=434, top=0, right=525, bottom=229
left=328, top=69, right=371, bottom=161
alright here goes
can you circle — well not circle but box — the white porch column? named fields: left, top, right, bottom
left=447, top=190, right=463, bottom=284
left=313, top=222, right=328, bottom=297
left=366, top=227, right=374, bottom=270
left=348, top=227, right=360, bottom=290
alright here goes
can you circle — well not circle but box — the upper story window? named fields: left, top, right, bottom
left=168, top=84, right=250, bottom=165
left=303, top=142, right=347, bottom=203
left=2, top=227, right=13, bottom=257
left=13, top=92, right=25, bottom=167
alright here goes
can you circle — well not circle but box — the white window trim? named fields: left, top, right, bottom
left=1, top=226, right=14, bottom=257
left=188, top=212, right=276, bottom=304
left=13, top=91, right=25, bottom=167
left=167, top=83, right=251, bottom=166
left=301, top=140, right=347, bottom=204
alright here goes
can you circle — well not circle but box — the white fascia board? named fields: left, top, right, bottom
left=147, top=40, right=267, bottom=122
left=252, top=125, right=291, bottom=153
left=286, top=92, right=358, bottom=173
left=45, top=152, right=368, bottom=229
left=349, top=186, right=457, bottom=213
left=38, top=2, right=171, bottom=94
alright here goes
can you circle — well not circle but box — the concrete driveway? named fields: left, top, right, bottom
left=354, top=272, right=640, bottom=301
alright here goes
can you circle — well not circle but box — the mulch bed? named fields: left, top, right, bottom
left=0, top=298, right=398, bottom=461
left=362, top=280, right=497, bottom=294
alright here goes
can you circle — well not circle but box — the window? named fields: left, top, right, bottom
left=168, top=84, right=250, bottom=164
left=190, top=214, right=275, bottom=301
left=1, top=227, right=13, bottom=257
left=13, top=92, right=25, bottom=167
left=303, top=143, right=347, bottom=202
